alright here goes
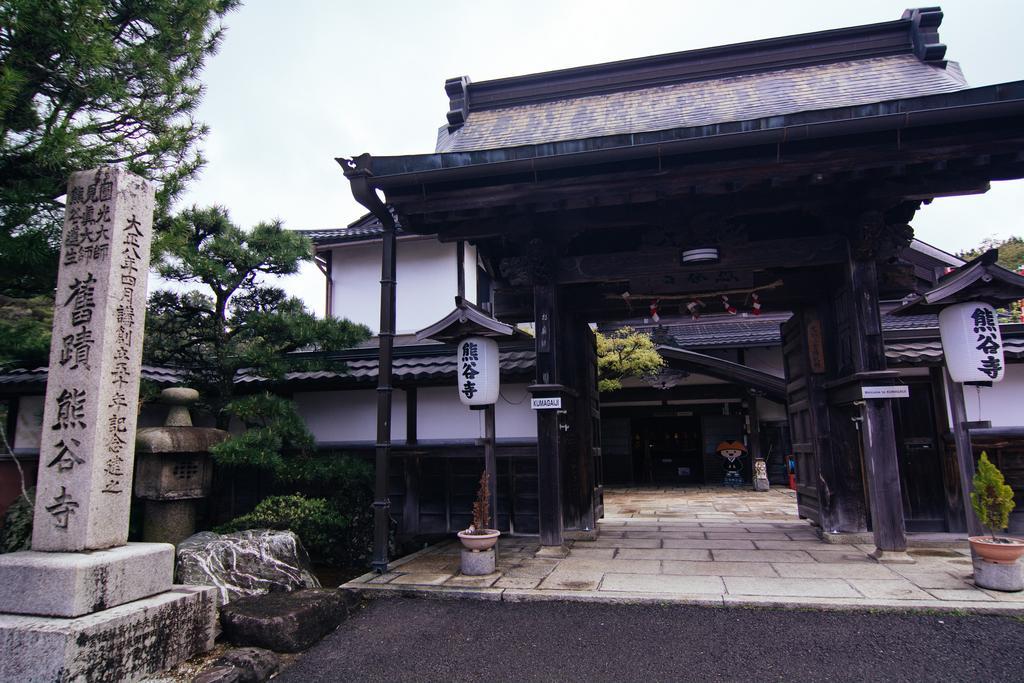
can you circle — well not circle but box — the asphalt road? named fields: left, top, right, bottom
left=276, top=597, right=1024, bottom=682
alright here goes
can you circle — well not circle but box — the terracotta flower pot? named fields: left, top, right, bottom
left=969, top=536, right=1024, bottom=564
left=457, top=529, right=500, bottom=551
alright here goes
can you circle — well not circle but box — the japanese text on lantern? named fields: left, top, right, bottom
left=461, top=341, right=479, bottom=399
left=972, top=307, right=1003, bottom=379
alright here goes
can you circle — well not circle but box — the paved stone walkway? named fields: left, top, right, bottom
left=343, top=487, right=1024, bottom=613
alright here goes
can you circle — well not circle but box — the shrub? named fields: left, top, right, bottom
left=971, top=451, right=1016, bottom=541
left=217, top=493, right=368, bottom=566
left=0, top=488, right=34, bottom=554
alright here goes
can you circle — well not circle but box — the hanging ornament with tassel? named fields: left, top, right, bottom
left=687, top=299, right=704, bottom=320
left=649, top=299, right=661, bottom=323
left=721, top=295, right=737, bottom=315
left=750, top=292, right=762, bottom=316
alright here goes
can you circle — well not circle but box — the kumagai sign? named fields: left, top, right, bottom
left=939, top=302, right=1005, bottom=384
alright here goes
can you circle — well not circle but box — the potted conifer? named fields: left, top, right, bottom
left=457, top=471, right=500, bottom=551
left=969, top=452, right=1024, bottom=563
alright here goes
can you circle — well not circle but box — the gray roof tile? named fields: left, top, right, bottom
left=436, top=56, right=966, bottom=153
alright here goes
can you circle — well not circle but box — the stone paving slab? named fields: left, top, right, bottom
left=724, top=576, right=861, bottom=598
left=343, top=488, right=1024, bottom=615
left=846, top=578, right=932, bottom=600
left=663, top=539, right=756, bottom=550
left=661, top=560, right=779, bottom=577
left=600, top=573, right=725, bottom=594
left=711, top=549, right=815, bottom=563
left=616, top=548, right=713, bottom=561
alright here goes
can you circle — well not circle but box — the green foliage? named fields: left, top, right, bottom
left=0, top=0, right=239, bottom=299
left=210, top=393, right=315, bottom=474
left=971, top=452, right=1016, bottom=541
left=217, top=494, right=348, bottom=565
left=0, top=488, right=34, bottom=554
left=0, top=295, right=52, bottom=368
left=144, top=206, right=371, bottom=443
left=959, top=236, right=1024, bottom=272
left=216, top=455, right=375, bottom=566
left=596, top=326, right=665, bottom=392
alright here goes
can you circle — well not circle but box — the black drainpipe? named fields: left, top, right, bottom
left=341, top=159, right=397, bottom=573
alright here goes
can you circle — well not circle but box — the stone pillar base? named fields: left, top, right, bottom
left=754, top=478, right=770, bottom=492
left=974, top=557, right=1024, bottom=592
left=0, top=585, right=217, bottom=683
left=870, top=548, right=916, bottom=564
left=0, top=543, right=173, bottom=617
left=564, top=528, right=599, bottom=542
left=534, top=544, right=570, bottom=559
left=460, top=549, right=496, bottom=576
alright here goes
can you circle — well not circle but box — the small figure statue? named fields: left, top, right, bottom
left=716, top=441, right=747, bottom=488
left=753, top=458, right=770, bottom=491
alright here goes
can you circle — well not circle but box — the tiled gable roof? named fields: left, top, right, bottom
left=436, top=55, right=965, bottom=153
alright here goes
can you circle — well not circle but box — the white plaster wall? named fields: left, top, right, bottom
left=964, top=362, right=1024, bottom=427
left=295, top=389, right=407, bottom=443
left=13, top=395, right=44, bottom=453
left=295, top=382, right=535, bottom=443
left=330, top=238, right=477, bottom=335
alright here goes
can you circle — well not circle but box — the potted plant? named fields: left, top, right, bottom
left=969, top=451, right=1024, bottom=563
left=457, top=471, right=500, bottom=551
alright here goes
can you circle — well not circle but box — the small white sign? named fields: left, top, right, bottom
left=531, top=397, right=562, bottom=410
left=861, top=385, right=910, bottom=400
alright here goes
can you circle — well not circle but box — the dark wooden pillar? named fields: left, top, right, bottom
left=846, top=246, right=907, bottom=553
left=943, top=367, right=985, bottom=537
left=532, top=283, right=566, bottom=551
left=403, top=387, right=420, bottom=536
left=484, top=403, right=498, bottom=529
left=372, top=212, right=398, bottom=572
left=930, top=367, right=967, bottom=533
left=747, top=392, right=763, bottom=462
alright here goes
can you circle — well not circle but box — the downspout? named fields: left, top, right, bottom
left=340, top=157, right=397, bottom=573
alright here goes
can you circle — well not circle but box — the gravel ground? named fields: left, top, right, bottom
left=275, top=597, right=1024, bottom=682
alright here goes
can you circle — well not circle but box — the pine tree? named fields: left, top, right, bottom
left=0, top=0, right=239, bottom=366
left=144, top=205, right=370, bottom=474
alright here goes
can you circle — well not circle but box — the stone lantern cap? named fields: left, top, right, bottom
left=414, top=296, right=522, bottom=343
left=891, top=249, right=1024, bottom=315
left=135, top=387, right=229, bottom=454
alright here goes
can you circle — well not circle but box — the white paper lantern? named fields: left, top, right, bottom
left=457, top=336, right=500, bottom=406
left=938, top=301, right=1005, bottom=383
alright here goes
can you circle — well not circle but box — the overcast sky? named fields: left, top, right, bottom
left=175, top=1, right=1024, bottom=314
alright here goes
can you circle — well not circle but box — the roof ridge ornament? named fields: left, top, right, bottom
left=445, top=76, right=471, bottom=132
left=902, top=7, right=947, bottom=64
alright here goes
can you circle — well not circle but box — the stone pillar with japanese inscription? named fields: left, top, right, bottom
left=0, top=168, right=217, bottom=682
left=32, top=166, right=154, bottom=552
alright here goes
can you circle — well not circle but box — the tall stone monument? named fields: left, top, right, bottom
left=0, top=168, right=217, bottom=682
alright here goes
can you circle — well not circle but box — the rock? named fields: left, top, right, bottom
left=193, top=665, right=240, bottom=683
left=176, top=530, right=320, bottom=604
left=220, top=589, right=353, bottom=653
left=211, top=647, right=280, bottom=683
left=193, top=664, right=242, bottom=683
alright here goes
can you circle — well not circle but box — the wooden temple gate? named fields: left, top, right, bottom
left=340, top=9, right=1024, bottom=568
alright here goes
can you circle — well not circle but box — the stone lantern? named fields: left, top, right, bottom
left=135, top=387, right=228, bottom=544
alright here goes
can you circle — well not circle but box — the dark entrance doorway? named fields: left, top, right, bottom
left=893, top=381, right=948, bottom=532
left=632, top=416, right=703, bottom=485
